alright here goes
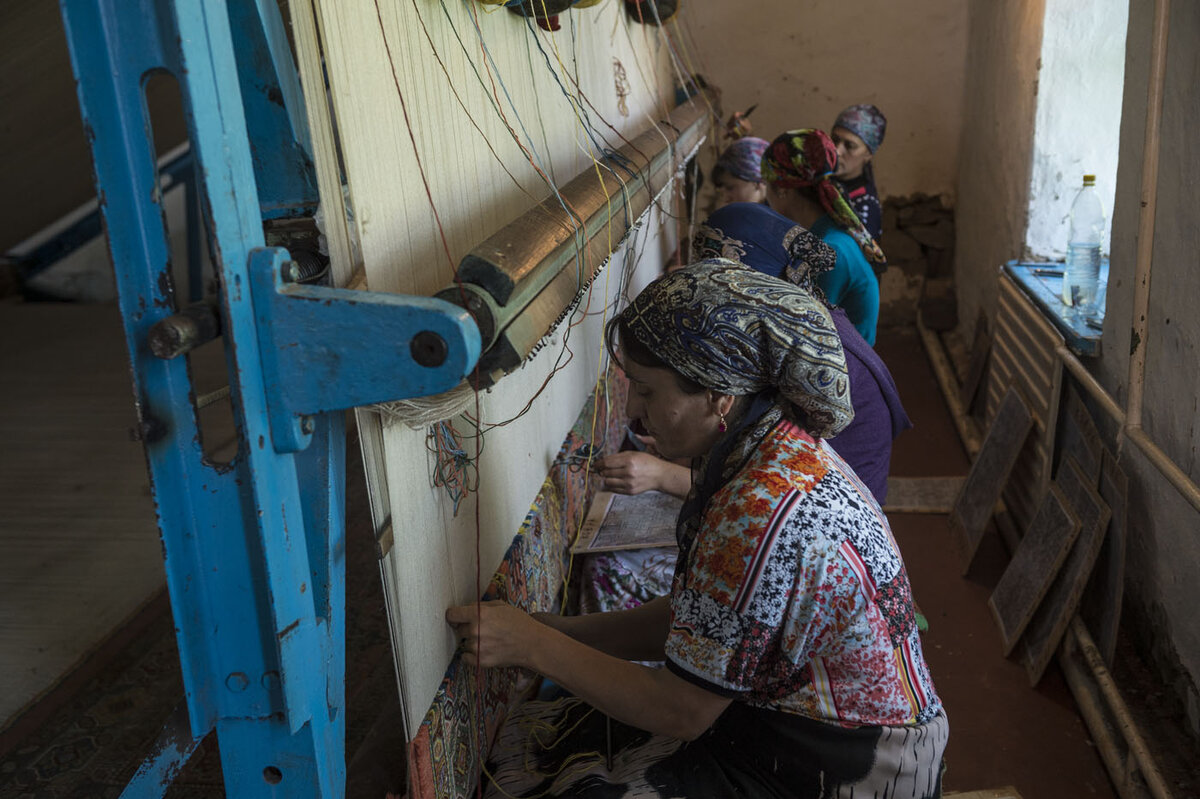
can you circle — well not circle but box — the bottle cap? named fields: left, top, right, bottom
left=1083, top=174, right=1096, bottom=185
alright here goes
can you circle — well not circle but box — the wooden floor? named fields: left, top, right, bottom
left=0, top=304, right=167, bottom=729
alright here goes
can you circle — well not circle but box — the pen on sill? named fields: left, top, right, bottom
left=1033, top=267, right=1064, bottom=277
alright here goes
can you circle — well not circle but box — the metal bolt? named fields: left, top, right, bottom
left=411, top=330, right=448, bottom=368
left=260, top=671, right=280, bottom=691
left=300, top=415, right=315, bottom=435
left=148, top=299, right=221, bottom=359
left=284, top=261, right=301, bottom=283
left=225, top=672, right=250, bottom=693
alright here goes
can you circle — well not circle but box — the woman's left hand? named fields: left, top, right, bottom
left=445, top=601, right=545, bottom=669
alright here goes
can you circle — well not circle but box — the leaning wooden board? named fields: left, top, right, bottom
left=988, top=482, right=1081, bottom=656
left=952, top=386, right=1035, bottom=574
left=1023, top=456, right=1111, bottom=685
left=1080, top=448, right=1129, bottom=666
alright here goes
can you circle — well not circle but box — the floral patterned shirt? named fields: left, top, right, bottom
left=665, top=420, right=941, bottom=727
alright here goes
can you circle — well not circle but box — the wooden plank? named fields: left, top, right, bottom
left=960, top=312, right=991, bottom=415
left=1004, top=433, right=1048, bottom=529
left=1057, top=387, right=1103, bottom=487
left=883, top=476, right=965, bottom=514
left=1023, top=457, right=1112, bottom=685
left=951, top=387, right=1035, bottom=573
left=988, top=273, right=1067, bottom=537
left=1080, top=448, right=1129, bottom=666
left=572, top=490, right=679, bottom=554
left=988, top=483, right=1081, bottom=655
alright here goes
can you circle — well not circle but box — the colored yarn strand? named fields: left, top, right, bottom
left=444, top=0, right=587, bottom=248
left=410, top=0, right=542, bottom=206
left=427, top=421, right=479, bottom=516
left=373, top=0, right=458, bottom=277
left=458, top=0, right=593, bottom=291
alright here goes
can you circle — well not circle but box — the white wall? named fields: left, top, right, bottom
left=1095, top=0, right=1200, bottom=735
left=1025, top=0, right=1128, bottom=258
left=686, top=0, right=967, bottom=200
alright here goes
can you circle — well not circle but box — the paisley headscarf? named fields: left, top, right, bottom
left=618, top=259, right=852, bottom=439
left=760, top=128, right=887, bottom=265
left=617, top=259, right=852, bottom=554
left=691, top=202, right=835, bottom=301
left=834, top=104, right=887, bottom=153
left=713, top=137, right=770, bottom=184
left=690, top=205, right=912, bottom=501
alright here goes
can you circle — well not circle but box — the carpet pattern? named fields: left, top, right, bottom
left=407, top=371, right=628, bottom=799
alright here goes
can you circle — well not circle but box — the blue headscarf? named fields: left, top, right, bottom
left=691, top=202, right=837, bottom=299
left=834, top=104, right=887, bottom=153
left=713, top=137, right=770, bottom=183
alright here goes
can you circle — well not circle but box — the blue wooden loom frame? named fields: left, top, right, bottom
left=57, top=1, right=483, bottom=795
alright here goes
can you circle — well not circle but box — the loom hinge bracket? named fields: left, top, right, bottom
left=247, top=247, right=482, bottom=453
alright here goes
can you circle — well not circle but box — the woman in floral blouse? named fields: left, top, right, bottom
left=448, top=260, right=946, bottom=798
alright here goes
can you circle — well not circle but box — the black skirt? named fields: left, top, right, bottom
left=482, top=697, right=948, bottom=798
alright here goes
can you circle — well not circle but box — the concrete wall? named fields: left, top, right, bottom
left=1093, top=0, right=1200, bottom=734
left=1025, top=0, right=1128, bottom=258
left=686, top=0, right=967, bottom=201
left=952, top=0, right=1046, bottom=338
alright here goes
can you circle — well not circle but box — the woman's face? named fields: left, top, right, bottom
left=621, top=347, right=730, bottom=460
left=831, top=126, right=872, bottom=180
left=715, top=175, right=767, bottom=207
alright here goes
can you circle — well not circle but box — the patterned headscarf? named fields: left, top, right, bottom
left=713, top=137, right=769, bottom=184
left=619, top=259, right=853, bottom=439
left=690, top=202, right=835, bottom=301
left=834, top=104, right=887, bottom=153
left=761, top=128, right=887, bottom=265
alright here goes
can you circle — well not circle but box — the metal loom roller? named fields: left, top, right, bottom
left=436, top=92, right=712, bottom=388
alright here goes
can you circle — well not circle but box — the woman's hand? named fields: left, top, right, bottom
left=596, top=450, right=666, bottom=495
left=445, top=601, right=546, bottom=669
left=597, top=451, right=692, bottom=499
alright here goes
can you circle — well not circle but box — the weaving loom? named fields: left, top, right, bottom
left=289, top=1, right=713, bottom=794
left=54, top=0, right=711, bottom=793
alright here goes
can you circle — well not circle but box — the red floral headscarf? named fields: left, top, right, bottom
left=761, top=129, right=886, bottom=265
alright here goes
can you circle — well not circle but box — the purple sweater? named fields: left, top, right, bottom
left=826, top=308, right=911, bottom=503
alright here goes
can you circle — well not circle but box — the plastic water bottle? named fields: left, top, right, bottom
left=1062, top=175, right=1105, bottom=311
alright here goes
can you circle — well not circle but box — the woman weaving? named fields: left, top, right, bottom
left=762, top=128, right=886, bottom=346
left=447, top=261, right=946, bottom=798
left=579, top=202, right=911, bottom=619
